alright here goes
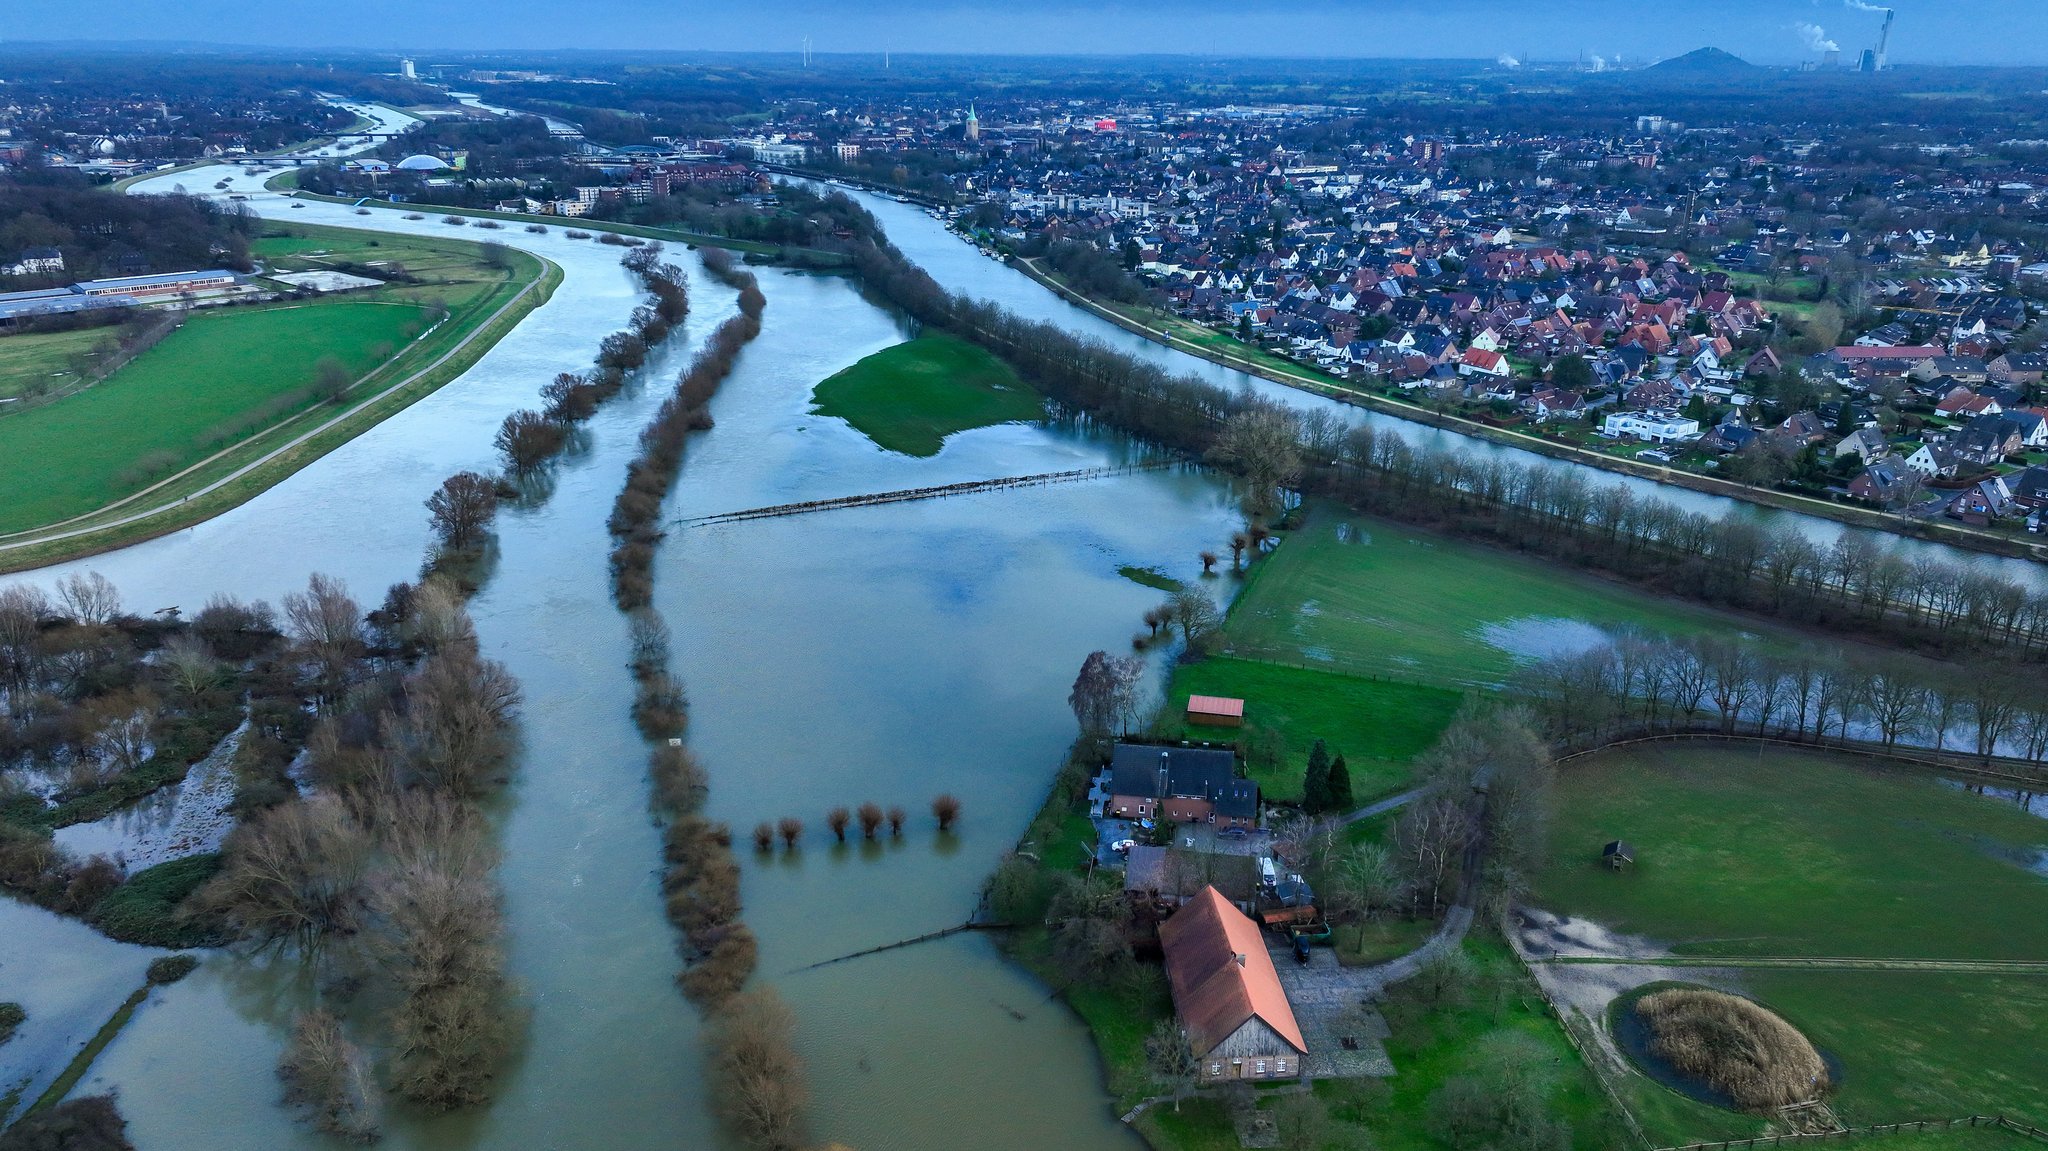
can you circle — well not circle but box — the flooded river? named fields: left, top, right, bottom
left=2, top=160, right=2041, bottom=1150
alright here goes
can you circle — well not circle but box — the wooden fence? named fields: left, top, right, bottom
left=1657, top=1114, right=2048, bottom=1151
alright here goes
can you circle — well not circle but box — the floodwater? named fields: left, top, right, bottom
left=828, top=185, right=2048, bottom=592
left=5, top=158, right=2044, bottom=1150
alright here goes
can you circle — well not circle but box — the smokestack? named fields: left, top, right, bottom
left=1876, top=9, right=1894, bottom=72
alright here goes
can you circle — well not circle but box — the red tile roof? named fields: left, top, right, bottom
left=1160, top=887, right=1308, bottom=1057
left=1186, top=695, right=1246, bottom=719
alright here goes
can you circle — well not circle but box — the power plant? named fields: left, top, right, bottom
left=1857, top=6, right=1896, bottom=73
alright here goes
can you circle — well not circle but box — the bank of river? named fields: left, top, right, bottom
left=6, top=154, right=2046, bottom=1151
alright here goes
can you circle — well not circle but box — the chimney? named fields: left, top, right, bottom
left=1233, top=953, right=1247, bottom=967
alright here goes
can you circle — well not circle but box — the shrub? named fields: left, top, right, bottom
left=90, top=853, right=228, bottom=948
left=145, top=954, right=199, bottom=985
left=932, top=793, right=961, bottom=831
left=0, top=1094, right=136, bottom=1151
left=0, top=1001, right=23, bottom=1045
left=1635, top=988, right=1829, bottom=1111
left=708, top=988, right=808, bottom=1150
left=649, top=743, right=708, bottom=815
left=679, top=924, right=757, bottom=1008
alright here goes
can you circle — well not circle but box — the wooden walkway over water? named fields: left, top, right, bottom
left=679, top=460, right=1177, bottom=526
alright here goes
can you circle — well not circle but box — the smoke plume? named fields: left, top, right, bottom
left=1795, top=22, right=1840, bottom=53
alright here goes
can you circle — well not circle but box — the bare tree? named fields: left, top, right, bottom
left=279, top=1008, right=382, bottom=1143
left=284, top=574, right=366, bottom=703
left=1145, top=1019, right=1201, bottom=1112
left=425, top=472, right=499, bottom=553
left=397, top=647, right=521, bottom=799
left=932, top=793, right=962, bottom=832
left=708, top=989, right=809, bottom=1151
left=777, top=817, right=804, bottom=849
left=826, top=807, right=850, bottom=843
left=56, top=571, right=122, bottom=626
left=1209, top=404, right=1302, bottom=518
left=857, top=802, right=884, bottom=840
left=1166, top=585, right=1221, bottom=649
left=370, top=794, right=508, bottom=1112
left=886, top=806, right=906, bottom=836
left=159, top=633, right=226, bottom=699
left=201, top=795, right=370, bottom=954
left=1393, top=789, right=1474, bottom=915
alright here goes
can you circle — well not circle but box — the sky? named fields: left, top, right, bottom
left=3, top=0, right=2046, bottom=65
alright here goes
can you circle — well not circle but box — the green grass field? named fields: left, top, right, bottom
left=0, top=327, right=112, bottom=401
left=0, top=300, right=427, bottom=532
left=810, top=331, right=1045, bottom=456
left=0, top=222, right=532, bottom=540
left=1536, top=745, right=2048, bottom=1131
left=1161, top=657, right=1462, bottom=802
left=1222, top=506, right=1793, bottom=687
left=1535, top=746, right=2048, bottom=961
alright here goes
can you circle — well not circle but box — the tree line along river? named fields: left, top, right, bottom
left=0, top=165, right=2039, bottom=1151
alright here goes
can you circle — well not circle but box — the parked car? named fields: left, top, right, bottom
left=1110, top=838, right=1135, bottom=855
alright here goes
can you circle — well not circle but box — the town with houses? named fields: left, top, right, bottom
left=6, top=59, right=2048, bottom=531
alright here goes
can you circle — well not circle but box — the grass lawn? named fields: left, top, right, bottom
left=1365, top=932, right=1621, bottom=1151
left=0, top=299, right=427, bottom=532
left=1160, top=657, right=1461, bottom=803
left=1534, top=745, right=2048, bottom=961
left=1221, top=504, right=1803, bottom=687
left=0, top=326, right=113, bottom=400
left=1749, top=970, right=2048, bottom=1127
left=810, top=331, right=1045, bottom=456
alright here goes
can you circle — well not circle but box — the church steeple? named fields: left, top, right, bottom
left=964, top=102, right=980, bottom=143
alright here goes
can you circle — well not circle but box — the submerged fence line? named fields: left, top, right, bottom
left=680, top=460, right=1177, bottom=525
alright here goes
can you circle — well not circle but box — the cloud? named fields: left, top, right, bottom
left=1795, top=22, right=1840, bottom=53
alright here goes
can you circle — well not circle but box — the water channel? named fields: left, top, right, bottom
left=2, top=161, right=2043, bottom=1150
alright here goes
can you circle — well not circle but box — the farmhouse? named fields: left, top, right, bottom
left=1160, top=886, right=1307, bottom=1084
left=1105, top=743, right=1260, bottom=831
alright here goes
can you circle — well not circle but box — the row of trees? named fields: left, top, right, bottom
left=751, top=795, right=963, bottom=851
left=1518, top=627, right=2048, bottom=765
left=825, top=198, right=2048, bottom=664
left=593, top=260, right=813, bottom=1151
left=429, top=247, right=695, bottom=558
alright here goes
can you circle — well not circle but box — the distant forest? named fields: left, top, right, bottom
left=0, top=175, right=254, bottom=285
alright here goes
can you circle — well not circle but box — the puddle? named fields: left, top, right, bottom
left=52, top=723, right=245, bottom=873
left=1300, top=646, right=1334, bottom=663
left=1476, top=616, right=1615, bottom=663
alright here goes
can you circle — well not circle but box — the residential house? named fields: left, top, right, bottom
left=1602, top=410, right=1700, bottom=443
left=1833, top=426, right=1892, bottom=466
left=1160, top=886, right=1308, bottom=1084
left=1904, top=441, right=1961, bottom=478
left=1104, top=744, right=1260, bottom=831
left=1848, top=461, right=1917, bottom=507
left=1947, top=477, right=2015, bottom=525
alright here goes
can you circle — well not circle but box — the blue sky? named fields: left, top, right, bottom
left=3, top=0, right=2044, bottom=64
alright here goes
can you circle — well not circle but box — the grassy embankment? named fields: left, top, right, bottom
left=809, top=331, right=1046, bottom=456
left=1536, top=745, right=2048, bottom=1134
left=0, top=221, right=558, bottom=571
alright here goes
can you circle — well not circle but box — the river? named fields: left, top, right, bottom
left=1, top=156, right=2040, bottom=1149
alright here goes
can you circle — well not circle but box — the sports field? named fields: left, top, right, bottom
left=810, top=331, right=1045, bottom=456
left=1160, top=657, right=1461, bottom=802
left=0, top=300, right=426, bottom=532
left=1223, top=505, right=1791, bottom=686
